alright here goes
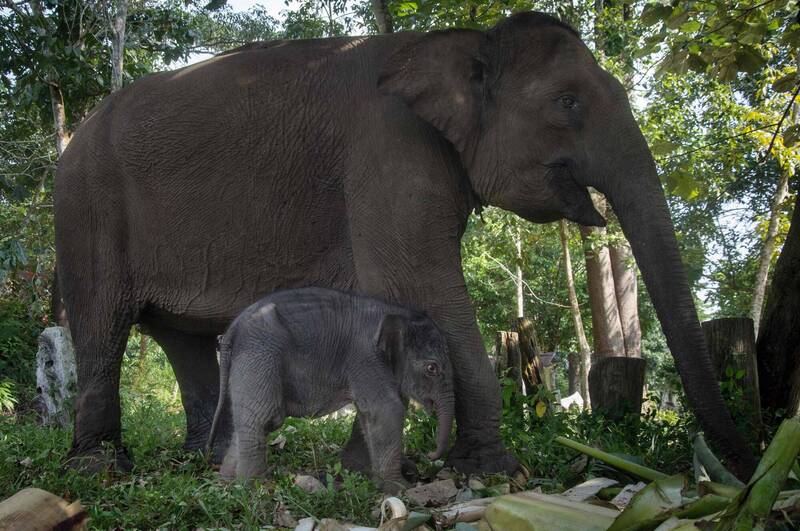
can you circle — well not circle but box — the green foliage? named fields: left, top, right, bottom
left=497, top=378, right=694, bottom=487
left=462, top=208, right=591, bottom=354
left=0, top=378, right=17, bottom=412
left=0, top=342, right=699, bottom=528
left=0, top=296, right=44, bottom=406
left=0, top=384, right=381, bottom=528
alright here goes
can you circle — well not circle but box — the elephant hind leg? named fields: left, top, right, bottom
left=62, top=281, right=135, bottom=473
left=144, top=323, right=230, bottom=460
left=228, top=350, right=284, bottom=481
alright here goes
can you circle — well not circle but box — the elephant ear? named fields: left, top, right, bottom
left=378, top=29, right=485, bottom=152
left=376, top=314, right=409, bottom=369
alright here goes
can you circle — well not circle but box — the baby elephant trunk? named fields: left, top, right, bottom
left=427, top=390, right=455, bottom=461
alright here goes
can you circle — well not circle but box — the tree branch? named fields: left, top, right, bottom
left=759, top=83, right=800, bottom=164
left=482, top=252, right=573, bottom=309
left=2, top=0, right=29, bottom=18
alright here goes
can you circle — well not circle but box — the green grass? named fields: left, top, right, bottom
left=0, top=334, right=698, bottom=529
left=0, top=395, right=694, bottom=528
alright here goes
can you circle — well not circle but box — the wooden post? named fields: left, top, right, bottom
left=588, top=357, right=646, bottom=419
left=702, top=317, right=762, bottom=434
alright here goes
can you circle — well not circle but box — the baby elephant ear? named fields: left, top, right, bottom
left=377, top=29, right=485, bottom=152
left=376, top=314, right=408, bottom=356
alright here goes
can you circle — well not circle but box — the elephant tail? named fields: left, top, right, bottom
left=206, top=333, right=233, bottom=457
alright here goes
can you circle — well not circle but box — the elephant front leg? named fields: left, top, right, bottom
left=358, top=403, right=408, bottom=493
left=435, top=303, right=520, bottom=475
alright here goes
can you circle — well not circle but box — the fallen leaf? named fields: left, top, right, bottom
left=406, top=479, right=459, bottom=507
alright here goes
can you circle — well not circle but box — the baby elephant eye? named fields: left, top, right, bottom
left=559, top=95, right=577, bottom=109
left=425, top=363, right=439, bottom=375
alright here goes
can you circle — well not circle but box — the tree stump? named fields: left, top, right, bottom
left=35, top=327, right=76, bottom=427
left=702, top=317, right=762, bottom=433
left=495, top=331, right=522, bottom=393
left=516, top=317, right=544, bottom=392
left=588, top=357, right=646, bottom=419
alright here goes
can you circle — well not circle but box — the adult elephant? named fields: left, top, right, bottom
left=55, top=11, right=756, bottom=477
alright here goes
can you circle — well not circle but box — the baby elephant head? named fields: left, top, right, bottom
left=376, top=313, right=454, bottom=461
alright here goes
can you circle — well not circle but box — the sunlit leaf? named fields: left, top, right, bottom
left=203, top=0, right=227, bottom=10
left=680, top=20, right=701, bottom=33
left=641, top=4, right=673, bottom=26
left=734, top=46, right=765, bottom=74
left=784, top=124, right=800, bottom=148
left=773, top=73, right=798, bottom=93
left=665, top=9, right=690, bottom=30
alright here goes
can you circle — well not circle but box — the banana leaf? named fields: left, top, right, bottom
left=484, top=492, right=618, bottom=531
left=608, top=474, right=686, bottom=531
left=554, top=436, right=667, bottom=482
left=715, top=416, right=800, bottom=531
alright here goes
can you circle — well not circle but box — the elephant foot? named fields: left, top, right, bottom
left=63, top=444, right=133, bottom=475
left=378, top=476, right=410, bottom=495
left=340, top=436, right=371, bottom=475
left=340, top=443, right=418, bottom=483
left=183, top=409, right=232, bottom=465
left=401, top=457, right=419, bottom=483
left=445, top=436, right=519, bottom=475
left=184, top=429, right=231, bottom=465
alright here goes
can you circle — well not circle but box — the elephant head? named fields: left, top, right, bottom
left=378, top=12, right=756, bottom=477
left=377, top=313, right=454, bottom=461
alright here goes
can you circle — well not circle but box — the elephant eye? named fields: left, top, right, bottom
left=559, top=95, right=577, bottom=109
left=425, top=363, right=439, bottom=376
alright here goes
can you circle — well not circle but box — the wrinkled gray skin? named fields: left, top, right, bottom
left=206, top=287, right=453, bottom=492
left=55, top=11, right=755, bottom=477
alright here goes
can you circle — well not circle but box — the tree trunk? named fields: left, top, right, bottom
left=35, top=327, right=76, bottom=427
left=588, top=357, right=646, bottom=419
left=135, top=331, right=149, bottom=387
left=515, top=229, right=524, bottom=319
left=560, top=220, right=591, bottom=407
left=609, top=241, right=641, bottom=357
left=50, top=267, right=68, bottom=327
left=757, top=195, right=800, bottom=417
left=49, top=84, right=70, bottom=156
left=702, top=318, right=762, bottom=435
left=753, top=92, right=796, bottom=337
left=567, top=352, right=580, bottom=395
left=111, top=0, right=127, bottom=92
left=370, top=0, right=393, bottom=33
left=751, top=171, right=790, bottom=338
left=580, top=195, right=625, bottom=358
left=495, top=331, right=523, bottom=394
left=517, top=317, right=543, bottom=393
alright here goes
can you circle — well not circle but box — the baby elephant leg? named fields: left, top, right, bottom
left=228, top=352, right=284, bottom=481
left=357, top=400, right=407, bottom=493
left=220, top=432, right=238, bottom=480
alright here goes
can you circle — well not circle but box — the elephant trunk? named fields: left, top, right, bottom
left=595, top=135, right=757, bottom=479
left=427, top=390, right=455, bottom=460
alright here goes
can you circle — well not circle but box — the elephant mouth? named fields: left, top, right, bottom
left=549, top=162, right=606, bottom=227
left=519, top=162, right=606, bottom=226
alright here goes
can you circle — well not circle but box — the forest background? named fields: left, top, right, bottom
left=0, top=0, right=798, bottom=527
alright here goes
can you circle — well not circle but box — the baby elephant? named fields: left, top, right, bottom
left=206, top=287, right=454, bottom=492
